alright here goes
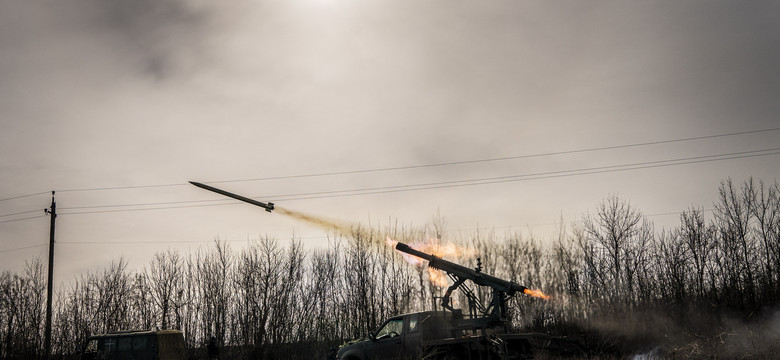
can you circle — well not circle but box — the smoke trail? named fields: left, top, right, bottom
left=274, top=206, right=354, bottom=236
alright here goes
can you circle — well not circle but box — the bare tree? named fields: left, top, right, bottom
left=0, top=260, right=45, bottom=359
left=343, top=227, right=380, bottom=338
left=500, top=233, right=547, bottom=328
left=192, top=240, right=234, bottom=347
left=678, top=207, right=715, bottom=302
left=146, top=249, right=184, bottom=330
left=303, top=241, right=343, bottom=342
left=714, top=178, right=757, bottom=309
left=749, top=179, right=780, bottom=303
left=550, top=222, right=584, bottom=298
left=582, top=195, right=645, bottom=306
left=656, top=230, right=687, bottom=304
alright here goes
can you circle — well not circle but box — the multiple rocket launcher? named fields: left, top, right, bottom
left=395, top=242, right=528, bottom=296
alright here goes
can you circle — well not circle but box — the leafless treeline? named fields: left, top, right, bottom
left=1, top=177, right=778, bottom=359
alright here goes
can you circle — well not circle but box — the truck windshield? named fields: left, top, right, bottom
left=81, top=333, right=162, bottom=360
left=375, top=319, right=403, bottom=339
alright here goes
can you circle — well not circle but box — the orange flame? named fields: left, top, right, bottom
left=523, top=288, right=552, bottom=300
left=427, top=268, right=448, bottom=287
left=385, top=236, right=398, bottom=247
left=387, top=236, right=475, bottom=288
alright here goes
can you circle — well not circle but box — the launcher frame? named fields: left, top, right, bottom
left=395, top=242, right=530, bottom=331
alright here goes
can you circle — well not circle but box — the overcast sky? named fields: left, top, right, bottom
left=1, top=0, right=779, bottom=283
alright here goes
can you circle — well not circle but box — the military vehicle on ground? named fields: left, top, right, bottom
left=335, top=242, right=582, bottom=360
left=80, top=329, right=185, bottom=360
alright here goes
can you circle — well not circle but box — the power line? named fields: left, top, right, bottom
left=57, top=183, right=184, bottom=193
left=59, top=240, right=226, bottom=245
left=255, top=147, right=780, bottom=201
left=14, top=126, right=777, bottom=195
left=0, top=215, right=46, bottom=224
left=0, top=209, right=43, bottom=218
left=337, top=149, right=776, bottom=199
left=56, top=147, right=780, bottom=215
left=60, top=199, right=227, bottom=211
left=0, top=244, right=46, bottom=254
left=200, top=127, right=780, bottom=184
left=451, top=208, right=717, bottom=232
left=5, top=129, right=776, bottom=215
left=0, top=191, right=49, bottom=203
left=57, top=234, right=332, bottom=245
left=62, top=148, right=780, bottom=212
left=58, top=202, right=234, bottom=215
left=53, top=208, right=723, bottom=246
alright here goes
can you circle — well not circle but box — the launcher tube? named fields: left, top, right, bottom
left=395, top=242, right=527, bottom=295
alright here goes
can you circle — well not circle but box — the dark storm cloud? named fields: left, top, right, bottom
left=83, top=0, right=213, bottom=79
left=0, top=0, right=215, bottom=81
left=0, top=0, right=220, bottom=196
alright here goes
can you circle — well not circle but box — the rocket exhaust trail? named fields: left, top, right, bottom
left=274, top=206, right=354, bottom=236
left=190, top=181, right=353, bottom=235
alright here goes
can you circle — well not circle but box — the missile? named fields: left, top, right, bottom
left=189, top=181, right=274, bottom=213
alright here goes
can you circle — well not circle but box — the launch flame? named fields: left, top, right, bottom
left=386, top=236, right=476, bottom=288
left=523, top=288, right=552, bottom=300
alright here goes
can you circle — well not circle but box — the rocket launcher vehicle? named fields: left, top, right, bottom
left=395, top=242, right=543, bottom=328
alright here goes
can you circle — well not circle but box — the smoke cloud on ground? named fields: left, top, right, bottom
left=580, top=306, right=780, bottom=359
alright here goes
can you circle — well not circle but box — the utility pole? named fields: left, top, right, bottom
left=44, top=191, right=56, bottom=360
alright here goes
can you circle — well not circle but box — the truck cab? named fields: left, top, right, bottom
left=80, top=329, right=185, bottom=360
left=336, top=311, right=461, bottom=360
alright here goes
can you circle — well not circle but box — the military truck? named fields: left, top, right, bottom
left=335, top=242, right=582, bottom=360
left=80, top=329, right=185, bottom=360
left=336, top=310, right=540, bottom=360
